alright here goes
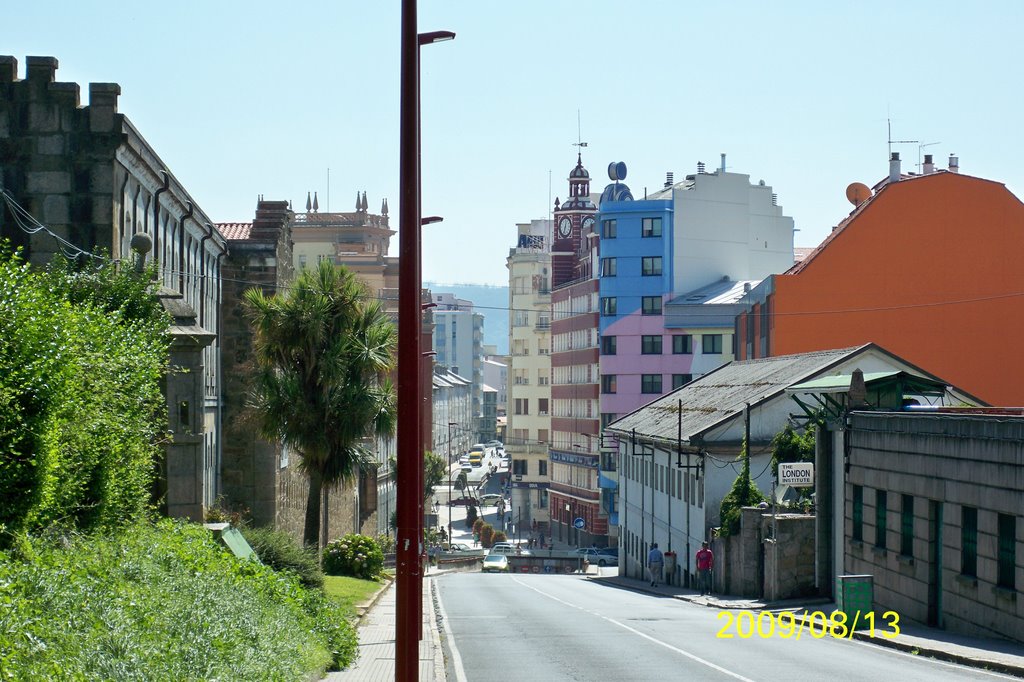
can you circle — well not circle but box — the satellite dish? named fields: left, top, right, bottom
left=846, top=182, right=871, bottom=207
left=608, top=161, right=627, bottom=182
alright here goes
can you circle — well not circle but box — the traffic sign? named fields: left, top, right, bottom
left=573, top=517, right=585, bottom=530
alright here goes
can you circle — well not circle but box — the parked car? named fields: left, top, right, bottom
left=478, top=493, right=504, bottom=506
left=458, top=454, right=470, bottom=466
left=575, top=547, right=618, bottom=567
left=482, top=554, right=509, bottom=573
left=447, top=496, right=480, bottom=506
left=440, top=540, right=471, bottom=552
left=484, top=440, right=503, bottom=449
left=489, top=543, right=532, bottom=557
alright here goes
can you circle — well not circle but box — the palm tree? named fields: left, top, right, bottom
left=244, top=262, right=396, bottom=547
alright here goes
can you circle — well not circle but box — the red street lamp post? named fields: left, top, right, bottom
left=397, top=4, right=454, bottom=678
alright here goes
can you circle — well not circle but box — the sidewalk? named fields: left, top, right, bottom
left=324, top=578, right=445, bottom=681
left=591, top=572, right=1024, bottom=678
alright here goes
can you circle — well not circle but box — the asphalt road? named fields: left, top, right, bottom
left=435, top=573, right=1014, bottom=682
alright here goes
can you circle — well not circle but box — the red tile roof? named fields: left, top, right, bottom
left=216, top=222, right=252, bottom=240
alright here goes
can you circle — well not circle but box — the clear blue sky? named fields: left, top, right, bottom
left=7, top=1, right=1023, bottom=285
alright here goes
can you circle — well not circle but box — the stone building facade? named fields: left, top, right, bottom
left=0, top=55, right=226, bottom=519
left=219, top=201, right=385, bottom=544
left=844, top=411, right=1023, bottom=643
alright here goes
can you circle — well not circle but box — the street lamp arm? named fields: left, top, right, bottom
left=418, top=30, right=456, bottom=45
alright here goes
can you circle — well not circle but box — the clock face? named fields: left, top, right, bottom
left=582, top=216, right=596, bottom=232
left=558, top=217, right=572, bottom=237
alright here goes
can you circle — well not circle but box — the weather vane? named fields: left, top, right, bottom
left=573, top=109, right=588, bottom=150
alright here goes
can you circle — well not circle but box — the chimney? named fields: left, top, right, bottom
left=923, top=154, right=935, bottom=175
left=664, top=171, right=674, bottom=188
left=889, top=152, right=901, bottom=184
left=949, top=154, right=959, bottom=173
left=697, top=161, right=706, bottom=174
left=720, top=153, right=727, bottom=173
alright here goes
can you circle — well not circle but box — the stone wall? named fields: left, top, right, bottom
left=763, top=513, right=817, bottom=601
left=714, top=507, right=816, bottom=599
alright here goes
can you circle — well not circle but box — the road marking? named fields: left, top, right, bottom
left=512, top=577, right=756, bottom=682
left=434, top=585, right=468, bottom=682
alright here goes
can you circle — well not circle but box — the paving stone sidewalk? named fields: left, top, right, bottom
left=324, top=578, right=445, bottom=682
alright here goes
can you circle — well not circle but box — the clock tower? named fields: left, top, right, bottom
left=552, top=153, right=598, bottom=288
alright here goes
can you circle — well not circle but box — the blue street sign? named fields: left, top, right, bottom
left=573, top=517, right=585, bottom=530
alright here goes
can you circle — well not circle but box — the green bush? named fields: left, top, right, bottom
left=480, top=523, right=495, bottom=548
left=323, top=533, right=384, bottom=580
left=242, top=525, right=324, bottom=589
left=0, top=249, right=169, bottom=539
left=718, top=441, right=767, bottom=537
left=0, top=519, right=357, bottom=678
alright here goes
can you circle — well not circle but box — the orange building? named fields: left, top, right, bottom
left=736, top=155, right=1024, bottom=405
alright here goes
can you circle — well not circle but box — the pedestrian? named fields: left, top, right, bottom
left=647, top=543, right=664, bottom=587
left=696, top=541, right=714, bottom=596
left=539, top=532, right=545, bottom=548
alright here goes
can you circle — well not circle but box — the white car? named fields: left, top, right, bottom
left=489, top=543, right=532, bottom=557
left=575, top=547, right=618, bottom=567
left=482, top=554, right=509, bottom=573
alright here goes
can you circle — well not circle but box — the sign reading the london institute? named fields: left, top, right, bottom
left=779, top=462, right=814, bottom=487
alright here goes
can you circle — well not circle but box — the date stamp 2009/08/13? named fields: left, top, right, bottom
left=716, top=610, right=900, bottom=640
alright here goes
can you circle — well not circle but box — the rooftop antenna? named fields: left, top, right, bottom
left=917, top=141, right=941, bottom=172
left=887, top=118, right=918, bottom=158
left=573, top=109, right=588, bottom=154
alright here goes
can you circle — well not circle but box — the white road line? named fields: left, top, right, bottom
left=512, top=577, right=756, bottom=682
left=434, top=584, right=468, bottom=682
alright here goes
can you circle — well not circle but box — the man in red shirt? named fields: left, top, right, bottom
left=696, top=541, right=714, bottom=596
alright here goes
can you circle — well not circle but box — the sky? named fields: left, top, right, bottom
left=6, top=1, right=1024, bottom=285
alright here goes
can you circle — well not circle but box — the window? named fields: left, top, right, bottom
left=901, top=494, right=914, bottom=557
left=852, top=485, right=863, bottom=542
left=539, top=489, right=548, bottom=508
left=298, top=254, right=307, bottom=268
left=672, top=334, right=692, bottom=354
left=601, top=375, right=617, bottom=394
left=600, top=413, right=616, bottom=429
left=512, top=460, right=527, bottom=475
left=641, top=256, right=662, bottom=276
left=538, top=398, right=549, bottom=416
left=601, top=219, right=617, bottom=239
left=642, top=296, right=662, bottom=315
left=514, top=398, right=529, bottom=416
left=538, top=460, right=548, bottom=476
left=998, top=514, right=1016, bottom=589
left=702, top=334, right=723, bottom=354
left=600, top=258, right=617, bottom=277
left=642, top=217, right=662, bottom=237
left=601, top=297, right=617, bottom=316
left=600, top=335, right=617, bottom=355
left=671, top=374, right=692, bottom=390
left=641, top=335, right=662, bottom=354
left=961, top=505, right=977, bottom=577
left=875, top=490, right=887, bottom=549
left=641, top=374, right=663, bottom=394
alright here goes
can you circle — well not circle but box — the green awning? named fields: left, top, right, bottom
left=786, top=371, right=902, bottom=394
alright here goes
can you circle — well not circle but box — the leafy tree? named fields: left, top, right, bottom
left=423, top=451, right=447, bottom=502
left=718, top=439, right=767, bottom=536
left=465, top=504, right=478, bottom=529
left=244, top=262, right=397, bottom=547
left=454, top=471, right=468, bottom=492
left=770, top=424, right=816, bottom=478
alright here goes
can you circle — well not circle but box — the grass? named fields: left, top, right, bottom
left=0, top=519, right=358, bottom=679
left=324, top=574, right=387, bottom=617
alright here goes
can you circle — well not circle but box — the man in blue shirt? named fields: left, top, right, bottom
left=647, top=543, right=664, bottom=587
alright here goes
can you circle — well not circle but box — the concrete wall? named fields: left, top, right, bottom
left=845, top=412, right=1024, bottom=643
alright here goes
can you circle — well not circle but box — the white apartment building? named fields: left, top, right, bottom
left=506, top=219, right=553, bottom=532
left=431, top=293, right=485, bottom=428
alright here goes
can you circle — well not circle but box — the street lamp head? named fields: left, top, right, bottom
left=421, top=215, right=444, bottom=225
left=418, top=30, right=456, bottom=46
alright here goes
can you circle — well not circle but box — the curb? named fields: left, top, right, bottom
left=353, top=576, right=394, bottom=623
left=426, top=578, right=447, bottom=682
left=849, top=632, right=1024, bottom=679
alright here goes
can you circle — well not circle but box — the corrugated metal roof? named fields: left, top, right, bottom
left=666, top=278, right=762, bottom=306
left=606, top=345, right=870, bottom=443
